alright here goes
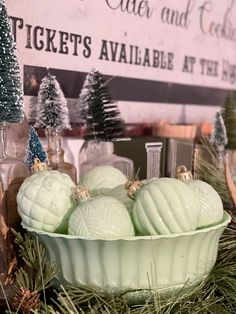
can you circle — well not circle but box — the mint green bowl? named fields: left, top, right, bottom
left=22, top=212, right=231, bottom=295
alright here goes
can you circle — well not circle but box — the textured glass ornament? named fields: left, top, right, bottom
left=45, top=126, right=77, bottom=183
left=78, top=140, right=134, bottom=179
left=68, top=186, right=134, bottom=238
left=105, top=183, right=134, bottom=213
left=0, top=122, right=29, bottom=297
left=17, top=168, right=76, bottom=233
left=127, top=177, right=201, bottom=235
left=176, top=165, right=224, bottom=228
left=79, top=165, right=128, bottom=197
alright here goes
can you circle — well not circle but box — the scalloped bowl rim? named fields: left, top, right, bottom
left=21, top=211, right=231, bottom=241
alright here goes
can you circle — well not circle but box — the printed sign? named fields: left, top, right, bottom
left=7, top=0, right=236, bottom=88
left=6, top=0, right=236, bottom=123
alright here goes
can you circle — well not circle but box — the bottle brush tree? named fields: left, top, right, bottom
left=25, top=126, right=47, bottom=168
left=210, top=110, right=228, bottom=151
left=79, top=69, right=125, bottom=141
left=35, top=74, right=71, bottom=130
left=0, top=0, right=24, bottom=123
left=210, top=110, right=228, bottom=168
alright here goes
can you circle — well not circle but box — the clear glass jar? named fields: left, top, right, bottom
left=0, top=122, right=29, bottom=295
left=79, top=140, right=134, bottom=179
left=45, top=127, right=77, bottom=183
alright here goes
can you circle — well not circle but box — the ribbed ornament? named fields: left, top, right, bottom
left=131, top=177, right=201, bottom=235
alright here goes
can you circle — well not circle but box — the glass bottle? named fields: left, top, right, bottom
left=45, top=126, right=77, bottom=183
left=145, top=142, right=163, bottom=179
left=0, top=122, right=29, bottom=298
left=79, top=140, right=134, bottom=179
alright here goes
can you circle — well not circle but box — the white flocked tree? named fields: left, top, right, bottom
left=35, top=74, right=71, bottom=129
left=210, top=110, right=228, bottom=168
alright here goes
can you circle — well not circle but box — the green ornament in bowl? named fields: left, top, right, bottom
left=68, top=186, right=134, bottom=238
left=126, top=177, right=201, bottom=235
left=79, top=165, right=128, bottom=196
left=102, top=183, right=134, bottom=213
left=176, top=165, right=224, bottom=228
left=17, top=159, right=76, bottom=233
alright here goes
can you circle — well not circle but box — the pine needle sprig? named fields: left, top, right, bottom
left=200, top=136, right=219, bottom=162
left=30, top=304, right=61, bottom=314
left=194, top=136, right=233, bottom=209
left=194, top=156, right=232, bottom=208
left=55, top=280, right=221, bottom=314
left=11, top=229, right=58, bottom=291
left=52, top=285, right=82, bottom=314
left=12, top=229, right=42, bottom=268
left=59, top=284, right=107, bottom=306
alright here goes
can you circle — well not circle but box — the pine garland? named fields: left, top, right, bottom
left=1, top=222, right=236, bottom=313
left=3, top=230, right=58, bottom=313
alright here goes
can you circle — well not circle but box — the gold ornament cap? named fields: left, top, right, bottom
left=73, top=185, right=91, bottom=203
left=176, top=165, right=193, bottom=182
left=125, top=180, right=143, bottom=199
left=31, top=158, right=48, bottom=173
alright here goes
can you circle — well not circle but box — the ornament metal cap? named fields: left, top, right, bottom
left=125, top=180, right=143, bottom=199
left=31, top=158, right=48, bottom=173
left=176, top=165, right=193, bottom=181
left=73, top=185, right=91, bottom=203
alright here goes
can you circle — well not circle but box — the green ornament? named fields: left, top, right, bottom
left=106, top=183, right=134, bottom=213
left=17, top=169, right=76, bottom=233
left=68, top=193, right=134, bottom=238
left=128, top=177, right=201, bottom=235
left=176, top=166, right=224, bottom=228
left=79, top=165, right=128, bottom=195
